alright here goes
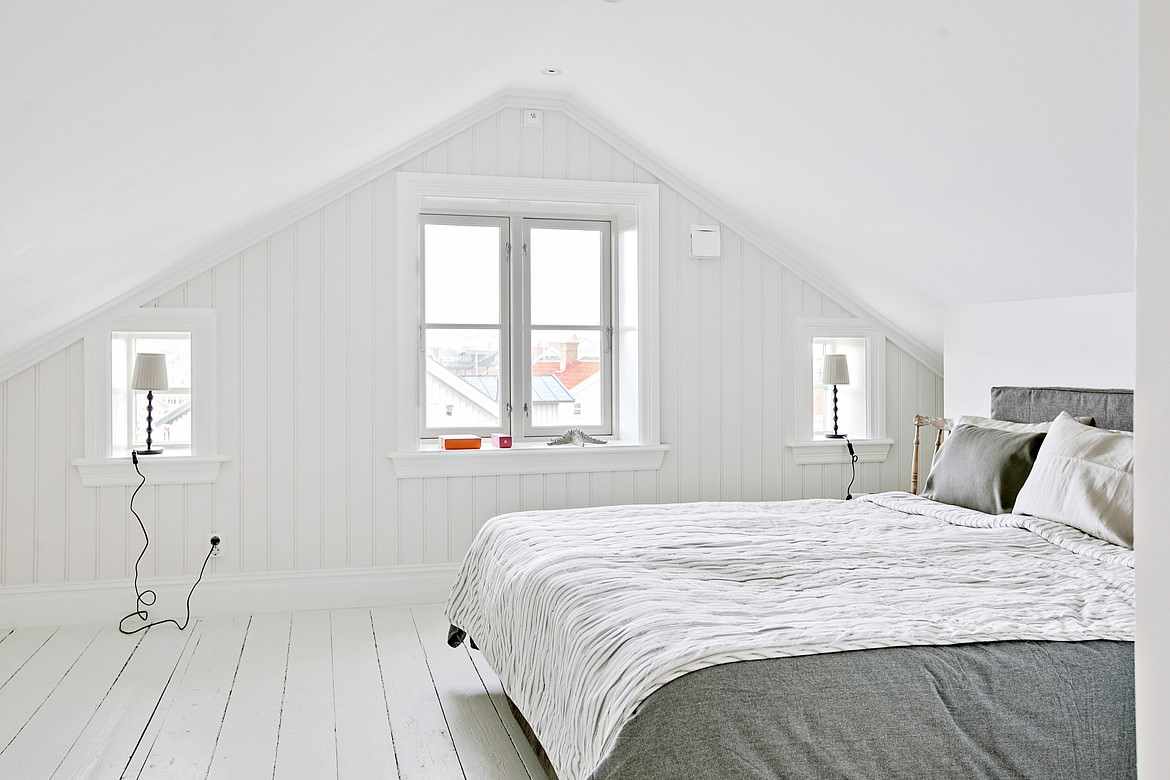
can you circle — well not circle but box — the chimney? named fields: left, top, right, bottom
left=561, top=338, right=579, bottom=369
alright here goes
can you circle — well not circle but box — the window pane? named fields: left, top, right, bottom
left=425, top=329, right=502, bottom=429
left=133, top=391, right=192, bottom=448
left=530, top=329, right=603, bottom=428
left=812, top=337, right=867, bottom=437
left=530, top=227, right=602, bottom=326
left=134, top=336, right=191, bottom=388
left=113, top=331, right=193, bottom=453
left=424, top=222, right=501, bottom=325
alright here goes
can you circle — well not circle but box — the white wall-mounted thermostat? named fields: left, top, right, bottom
left=690, top=225, right=721, bottom=258
left=523, top=109, right=544, bottom=128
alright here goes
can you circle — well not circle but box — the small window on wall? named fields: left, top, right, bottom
left=112, top=332, right=192, bottom=453
left=812, top=337, right=867, bottom=438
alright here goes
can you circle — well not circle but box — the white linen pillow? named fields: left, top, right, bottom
left=1013, top=412, right=1133, bottom=548
left=957, top=414, right=1094, bottom=433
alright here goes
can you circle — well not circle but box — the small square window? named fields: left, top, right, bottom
left=112, top=331, right=192, bottom=454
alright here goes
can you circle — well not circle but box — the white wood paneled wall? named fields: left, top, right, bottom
left=0, top=108, right=942, bottom=587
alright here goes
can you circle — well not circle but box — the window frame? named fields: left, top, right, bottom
left=792, top=317, right=886, bottom=442
left=83, top=307, right=218, bottom=459
left=418, top=214, right=512, bottom=438
left=113, top=330, right=194, bottom=451
left=393, top=173, right=661, bottom=456
left=518, top=217, right=614, bottom=439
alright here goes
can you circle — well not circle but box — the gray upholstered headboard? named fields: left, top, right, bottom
left=990, top=386, right=1134, bottom=432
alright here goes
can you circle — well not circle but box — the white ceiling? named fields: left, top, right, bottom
left=0, top=0, right=1136, bottom=361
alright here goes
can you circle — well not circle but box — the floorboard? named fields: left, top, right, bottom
left=0, top=625, right=99, bottom=750
left=137, top=616, right=250, bottom=778
left=372, top=606, right=465, bottom=779
left=52, top=625, right=195, bottom=779
left=206, top=611, right=290, bottom=779
left=273, top=610, right=337, bottom=779
left=2, top=608, right=537, bottom=780
left=0, top=626, right=56, bottom=691
left=414, top=605, right=529, bottom=780
left=0, top=628, right=142, bottom=777
left=468, top=647, right=549, bottom=780
left=332, top=608, right=399, bottom=778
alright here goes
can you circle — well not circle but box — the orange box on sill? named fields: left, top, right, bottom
left=440, top=435, right=482, bottom=451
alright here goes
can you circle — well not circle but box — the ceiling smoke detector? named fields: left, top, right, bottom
left=542, top=66, right=562, bottom=76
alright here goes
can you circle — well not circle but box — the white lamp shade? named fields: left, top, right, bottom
left=821, top=353, right=851, bottom=386
left=131, top=353, right=169, bottom=391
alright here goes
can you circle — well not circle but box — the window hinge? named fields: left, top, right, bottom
left=504, top=241, right=511, bottom=262
left=605, top=325, right=614, bottom=352
left=418, top=325, right=425, bottom=353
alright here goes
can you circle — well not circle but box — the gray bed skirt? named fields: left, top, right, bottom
left=505, top=639, right=1135, bottom=780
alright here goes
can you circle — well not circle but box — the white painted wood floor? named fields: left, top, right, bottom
left=0, top=605, right=547, bottom=779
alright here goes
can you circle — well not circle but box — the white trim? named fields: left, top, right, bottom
left=387, top=442, right=669, bottom=478
left=397, top=173, right=661, bottom=451
left=73, top=455, right=230, bottom=487
left=792, top=317, right=887, bottom=443
left=787, top=438, right=894, bottom=465
left=0, top=89, right=939, bottom=386
left=0, top=563, right=460, bottom=627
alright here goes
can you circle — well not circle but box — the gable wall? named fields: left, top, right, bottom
left=0, top=108, right=941, bottom=588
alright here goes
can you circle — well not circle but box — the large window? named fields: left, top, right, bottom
left=421, top=214, right=613, bottom=440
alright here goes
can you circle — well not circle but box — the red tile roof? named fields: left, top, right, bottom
left=533, top=359, right=600, bottom=390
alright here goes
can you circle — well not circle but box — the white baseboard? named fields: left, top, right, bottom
left=0, top=563, right=462, bottom=627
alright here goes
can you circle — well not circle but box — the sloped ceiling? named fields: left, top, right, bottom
left=0, top=0, right=1136, bottom=363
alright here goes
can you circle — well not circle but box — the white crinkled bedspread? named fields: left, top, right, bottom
left=445, top=492, right=1135, bottom=780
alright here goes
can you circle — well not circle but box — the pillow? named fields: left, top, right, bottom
left=922, top=425, right=1045, bottom=515
left=1013, top=412, right=1133, bottom=548
left=956, top=414, right=1095, bottom=433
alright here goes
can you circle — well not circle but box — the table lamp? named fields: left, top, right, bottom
left=822, top=353, right=850, bottom=439
left=131, top=353, right=169, bottom=455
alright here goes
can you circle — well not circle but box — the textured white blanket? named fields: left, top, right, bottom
left=445, top=492, right=1135, bottom=780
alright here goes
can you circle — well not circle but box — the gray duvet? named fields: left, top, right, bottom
left=588, top=640, right=1134, bottom=780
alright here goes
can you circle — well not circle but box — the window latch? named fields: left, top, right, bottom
left=523, top=401, right=530, bottom=417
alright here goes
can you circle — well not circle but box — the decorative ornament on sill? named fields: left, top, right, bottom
left=547, top=428, right=607, bottom=447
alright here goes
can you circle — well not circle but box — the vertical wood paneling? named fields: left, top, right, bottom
left=267, top=227, right=295, bottom=571
left=4, top=369, right=35, bottom=584
left=0, top=107, right=945, bottom=592
left=36, top=352, right=67, bottom=583
left=214, top=256, right=242, bottom=574
left=294, top=213, right=324, bottom=570
left=322, top=199, right=350, bottom=569
left=240, top=243, right=269, bottom=571
left=347, top=186, right=374, bottom=568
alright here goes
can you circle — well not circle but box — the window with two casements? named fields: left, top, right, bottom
left=422, top=214, right=613, bottom=440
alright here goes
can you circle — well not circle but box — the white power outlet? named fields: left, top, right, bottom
left=210, top=534, right=222, bottom=557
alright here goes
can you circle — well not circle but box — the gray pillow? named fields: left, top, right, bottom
left=922, top=424, right=1045, bottom=515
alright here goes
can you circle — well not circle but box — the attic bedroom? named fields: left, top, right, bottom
left=0, top=1, right=1165, bottom=778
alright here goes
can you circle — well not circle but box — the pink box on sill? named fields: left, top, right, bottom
left=491, top=434, right=513, bottom=449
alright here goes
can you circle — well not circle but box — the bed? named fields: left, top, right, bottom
left=445, top=387, right=1136, bottom=779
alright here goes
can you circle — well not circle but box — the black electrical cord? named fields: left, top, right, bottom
left=844, top=437, right=859, bottom=501
left=119, top=451, right=219, bottom=635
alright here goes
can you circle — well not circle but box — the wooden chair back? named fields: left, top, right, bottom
left=910, top=415, right=952, bottom=494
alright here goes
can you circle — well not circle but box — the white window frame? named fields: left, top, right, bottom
left=419, top=213, right=512, bottom=438
left=75, top=307, right=227, bottom=486
left=519, top=217, right=614, bottom=439
left=113, top=330, right=194, bottom=451
left=391, top=172, right=664, bottom=475
left=792, top=317, right=888, bottom=442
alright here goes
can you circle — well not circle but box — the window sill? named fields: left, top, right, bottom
left=73, top=454, right=230, bottom=487
left=787, top=438, right=893, bottom=465
left=387, top=442, right=669, bottom=478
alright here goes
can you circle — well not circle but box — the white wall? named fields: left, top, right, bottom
left=1136, top=0, right=1169, bottom=773
left=0, top=107, right=941, bottom=596
left=944, top=293, right=1135, bottom=417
